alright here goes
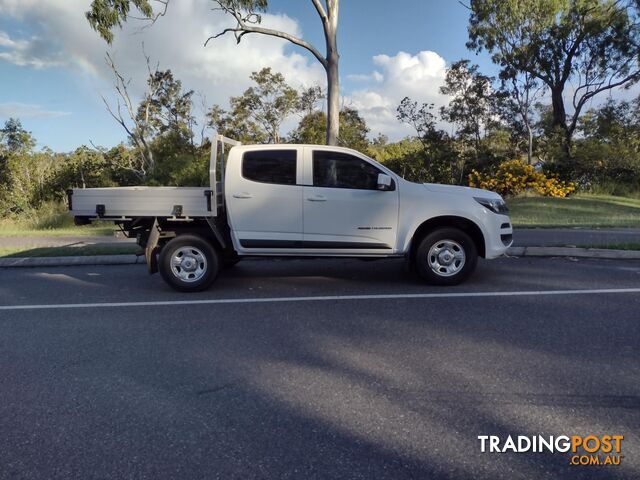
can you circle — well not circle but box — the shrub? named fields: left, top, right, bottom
left=468, top=159, right=576, bottom=197
left=0, top=200, right=75, bottom=231
left=24, top=201, right=76, bottom=230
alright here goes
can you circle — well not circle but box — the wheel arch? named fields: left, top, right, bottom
left=158, top=232, right=222, bottom=292
left=139, top=217, right=232, bottom=275
left=408, top=216, right=486, bottom=261
left=156, top=218, right=227, bottom=250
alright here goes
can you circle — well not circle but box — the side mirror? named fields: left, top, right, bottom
left=377, top=173, right=394, bottom=191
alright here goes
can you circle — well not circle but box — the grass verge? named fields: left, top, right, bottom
left=0, top=245, right=140, bottom=258
left=507, top=194, right=640, bottom=228
left=0, top=201, right=115, bottom=237
left=573, top=243, right=640, bottom=251
left=0, top=225, right=116, bottom=237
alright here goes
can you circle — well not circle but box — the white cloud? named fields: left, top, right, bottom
left=0, top=1, right=455, bottom=142
left=0, top=0, right=325, bottom=114
left=347, top=71, right=383, bottom=83
left=0, top=102, right=71, bottom=118
left=371, top=71, right=384, bottom=83
left=0, top=29, right=67, bottom=68
left=347, top=51, right=450, bottom=139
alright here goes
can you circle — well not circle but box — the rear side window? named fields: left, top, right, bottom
left=313, top=150, right=381, bottom=190
left=242, top=150, right=297, bottom=185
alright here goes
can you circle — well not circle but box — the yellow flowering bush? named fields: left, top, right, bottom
left=468, top=160, right=576, bottom=198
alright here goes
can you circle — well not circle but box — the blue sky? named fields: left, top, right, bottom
left=0, top=0, right=495, bottom=151
left=268, top=0, right=496, bottom=76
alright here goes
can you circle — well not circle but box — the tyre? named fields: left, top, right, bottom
left=159, top=234, right=220, bottom=292
left=414, top=227, right=478, bottom=286
left=222, top=256, right=241, bottom=269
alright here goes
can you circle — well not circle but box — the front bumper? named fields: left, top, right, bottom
left=483, top=213, right=513, bottom=259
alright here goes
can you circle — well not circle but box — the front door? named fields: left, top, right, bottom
left=302, top=149, right=399, bottom=251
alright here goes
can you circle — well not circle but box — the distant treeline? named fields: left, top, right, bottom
left=2, top=62, right=640, bottom=219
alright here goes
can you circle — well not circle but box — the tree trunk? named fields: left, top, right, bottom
left=325, top=57, right=339, bottom=145
left=324, top=0, right=340, bottom=146
left=550, top=87, right=566, bottom=130
left=527, top=123, right=533, bottom=165
left=550, top=86, right=571, bottom=157
left=137, top=136, right=153, bottom=177
left=564, top=128, right=573, bottom=158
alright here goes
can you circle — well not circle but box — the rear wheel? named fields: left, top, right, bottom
left=414, top=227, right=477, bottom=285
left=159, top=234, right=220, bottom=292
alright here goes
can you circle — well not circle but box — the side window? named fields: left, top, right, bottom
left=313, top=151, right=381, bottom=190
left=242, top=150, right=297, bottom=185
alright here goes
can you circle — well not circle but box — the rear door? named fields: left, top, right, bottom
left=225, top=148, right=303, bottom=250
left=302, top=148, right=399, bottom=251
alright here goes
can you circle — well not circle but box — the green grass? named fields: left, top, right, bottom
left=507, top=194, right=640, bottom=228
left=0, top=244, right=140, bottom=258
left=574, top=243, right=640, bottom=251
left=0, top=201, right=115, bottom=237
left=0, top=224, right=116, bottom=237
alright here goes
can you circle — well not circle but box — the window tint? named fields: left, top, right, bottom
left=242, top=150, right=297, bottom=185
left=313, top=151, right=381, bottom=190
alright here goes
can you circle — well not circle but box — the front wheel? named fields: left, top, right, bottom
left=159, top=234, right=220, bottom=292
left=414, top=228, right=478, bottom=286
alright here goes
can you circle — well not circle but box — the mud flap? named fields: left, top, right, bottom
left=145, top=219, right=160, bottom=274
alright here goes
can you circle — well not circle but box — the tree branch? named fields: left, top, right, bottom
left=310, top=0, right=328, bottom=26
left=205, top=1, right=328, bottom=69
left=569, top=69, right=640, bottom=135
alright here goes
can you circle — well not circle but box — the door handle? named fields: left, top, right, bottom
left=307, top=195, right=327, bottom=202
left=232, top=192, right=253, bottom=199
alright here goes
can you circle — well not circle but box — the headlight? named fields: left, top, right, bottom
left=474, top=196, right=509, bottom=214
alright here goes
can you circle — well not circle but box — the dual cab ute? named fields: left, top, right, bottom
left=69, top=135, right=513, bottom=291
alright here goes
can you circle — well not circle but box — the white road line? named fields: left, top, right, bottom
left=0, top=288, right=639, bottom=311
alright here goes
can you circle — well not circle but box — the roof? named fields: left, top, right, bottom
left=232, top=143, right=364, bottom=155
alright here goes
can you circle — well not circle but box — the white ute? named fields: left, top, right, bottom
left=69, top=135, right=513, bottom=291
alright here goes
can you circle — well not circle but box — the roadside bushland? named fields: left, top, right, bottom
left=2, top=65, right=640, bottom=232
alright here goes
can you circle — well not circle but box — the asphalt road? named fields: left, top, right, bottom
left=1, top=257, right=639, bottom=480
